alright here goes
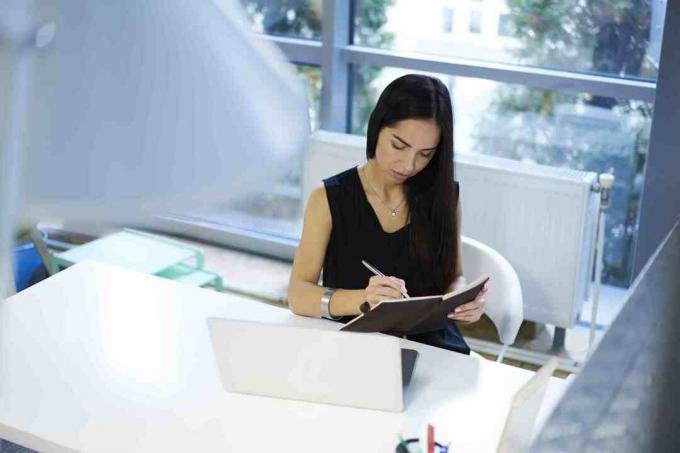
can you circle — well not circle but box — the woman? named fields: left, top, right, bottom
left=287, top=74, right=486, bottom=354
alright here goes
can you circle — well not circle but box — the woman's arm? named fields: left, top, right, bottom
left=287, top=186, right=368, bottom=317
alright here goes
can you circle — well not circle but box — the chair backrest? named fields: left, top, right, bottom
left=461, top=236, right=523, bottom=346
left=497, top=357, right=558, bottom=453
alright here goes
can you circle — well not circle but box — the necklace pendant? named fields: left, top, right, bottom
left=391, top=210, right=397, bottom=217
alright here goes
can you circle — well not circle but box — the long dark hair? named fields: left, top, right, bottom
left=366, top=74, right=457, bottom=294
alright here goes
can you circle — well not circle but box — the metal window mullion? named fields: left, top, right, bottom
left=342, top=45, right=656, bottom=102
left=320, top=0, right=351, bottom=132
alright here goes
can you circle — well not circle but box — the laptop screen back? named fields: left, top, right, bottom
left=208, top=319, right=405, bottom=412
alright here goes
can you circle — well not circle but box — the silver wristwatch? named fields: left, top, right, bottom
left=320, top=287, right=341, bottom=320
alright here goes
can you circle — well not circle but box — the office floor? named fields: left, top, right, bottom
left=170, top=235, right=626, bottom=378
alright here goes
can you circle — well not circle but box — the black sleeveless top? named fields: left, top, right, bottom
left=322, top=167, right=470, bottom=355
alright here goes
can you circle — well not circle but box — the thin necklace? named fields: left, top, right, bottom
left=361, top=166, right=406, bottom=217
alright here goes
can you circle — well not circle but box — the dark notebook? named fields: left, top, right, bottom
left=341, top=276, right=489, bottom=335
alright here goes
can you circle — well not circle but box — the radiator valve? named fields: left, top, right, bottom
left=599, top=173, right=615, bottom=209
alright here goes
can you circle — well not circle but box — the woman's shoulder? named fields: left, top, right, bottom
left=323, top=166, right=359, bottom=190
left=306, top=185, right=332, bottom=227
left=318, top=166, right=363, bottom=224
left=308, top=184, right=328, bottom=202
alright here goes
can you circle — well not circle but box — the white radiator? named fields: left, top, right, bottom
left=303, top=130, right=599, bottom=328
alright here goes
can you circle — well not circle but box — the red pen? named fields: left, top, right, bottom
left=427, top=424, right=434, bottom=453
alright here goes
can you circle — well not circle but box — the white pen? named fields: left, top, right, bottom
left=361, top=260, right=409, bottom=298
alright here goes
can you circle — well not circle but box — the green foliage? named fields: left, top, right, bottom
left=491, top=86, right=573, bottom=115
left=351, top=65, right=386, bottom=135
left=505, top=0, right=653, bottom=77
left=352, top=0, right=395, bottom=134
left=242, top=0, right=322, bottom=38
left=507, top=0, right=583, bottom=64
left=354, top=0, right=395, bottom=48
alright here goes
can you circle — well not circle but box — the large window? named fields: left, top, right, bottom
left=182, top=0, right=665, bottom=287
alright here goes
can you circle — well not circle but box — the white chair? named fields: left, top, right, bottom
left=461, top=236, right=523, bottom=362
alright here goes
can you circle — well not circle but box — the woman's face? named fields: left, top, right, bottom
left=373, top=118, right=440, bottom=184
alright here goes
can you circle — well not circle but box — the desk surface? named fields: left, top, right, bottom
left=0, top=261, right=566, bottom=452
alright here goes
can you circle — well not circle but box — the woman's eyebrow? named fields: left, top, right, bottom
left=392, top=134, right=437, bottom=151
left=392, top=134, right=412, bottom=147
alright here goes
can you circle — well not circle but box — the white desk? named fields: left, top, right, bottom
left=0, top=261, right=566, bottom=452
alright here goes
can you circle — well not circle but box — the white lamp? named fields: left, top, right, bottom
left=0, top=0, right=309, bottom=296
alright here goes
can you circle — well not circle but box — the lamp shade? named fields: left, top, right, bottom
left=10, top=0, right=309, bottom=221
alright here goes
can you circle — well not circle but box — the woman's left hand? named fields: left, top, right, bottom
left=447, top=285, right=487, bottom=324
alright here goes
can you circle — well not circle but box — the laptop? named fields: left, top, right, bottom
left=207, top=318, right=418, bottom=412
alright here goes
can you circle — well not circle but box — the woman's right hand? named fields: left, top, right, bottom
left=365, top=276, right=409, bottom=307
